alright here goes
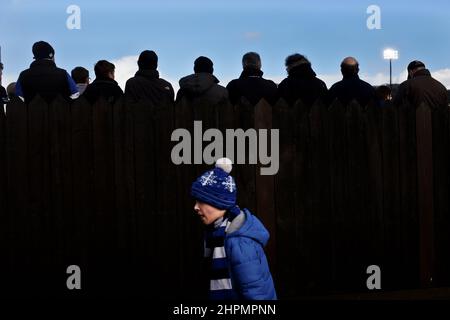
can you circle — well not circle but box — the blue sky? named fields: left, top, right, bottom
left=1, top=0, right=450, bottom=90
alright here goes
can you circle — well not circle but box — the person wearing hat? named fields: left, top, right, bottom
left=393, top=60, right=447, bottom=108
left=277, top=53, right=328, bottom=106
left=191, top=158, right=277, bottom=300
left=125, top=50, right=174, bottom=104
left=226, top=52, right=278, bottom=106
left=15, top=41, right=79, bottom=103
left=176, top=56, right=228, bottom=104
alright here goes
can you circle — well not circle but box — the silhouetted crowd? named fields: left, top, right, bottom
left=1, top=41, right=449, bottom=110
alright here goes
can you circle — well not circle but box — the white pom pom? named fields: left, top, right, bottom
left=215, top=158, right=233, bottom=173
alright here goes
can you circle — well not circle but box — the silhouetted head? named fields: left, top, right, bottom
left=375, top=85, right=392, bottom=101
left=340, top=57, right=359, bottom=77
left=71, top=66, right=90, bottom=84
left=138, top=50, right=158, bottom=70
left=407, top=60, right=426, bottom=79
left=7, top=82, right=16, bottom=99
left=0, top=62, right=3, bottom=83
left=194, top=56, right=214, bottom=74
left=242, top=52, right=261, bottom=70
left=32, top=41, right=55, bottom=60
left=94, top=60, right=115, bottom=80
left=285, top=54, right=310, bottom=74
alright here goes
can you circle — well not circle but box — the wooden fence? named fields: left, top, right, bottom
left=0, top=95, right=449, bottom=298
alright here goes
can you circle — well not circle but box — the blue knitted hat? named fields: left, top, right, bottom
left=191, top=158, right=237, bottom=210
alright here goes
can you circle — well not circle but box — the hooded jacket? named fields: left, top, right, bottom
left=125, top=69, right=174, bottom=104
left=226, top=68, right=278, bottom=106
left=277, top=64, right=328, bottom=106
left=224, top=208, right=277, bottom=300
left=176, top=73, right=228, bottom=104
left=394, top=69, right=448, bottom=108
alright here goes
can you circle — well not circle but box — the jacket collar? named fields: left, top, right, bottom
left=92, top=76, right=118, bottom=85
left=342, top=74, right=360, bottom=80
left=135, top=69, right=160, bottom=79
left=30, top=59, right=57, bottom=68
left=240, top=68, right=263, bottom=79
left=412, top=69, right=432, bottom=78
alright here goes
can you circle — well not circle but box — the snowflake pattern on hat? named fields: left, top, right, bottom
left=200, top=171, right=217, bottom=186
left=222, top=176, right=236, bottom=193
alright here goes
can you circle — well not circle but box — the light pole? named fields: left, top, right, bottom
left=383, top=48, right=399, bottom=90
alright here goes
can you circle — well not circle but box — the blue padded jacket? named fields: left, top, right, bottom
left=224, top=208, right=277, bottom=300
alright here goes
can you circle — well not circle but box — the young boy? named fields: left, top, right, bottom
left=191, top=158, right=277, bottom=300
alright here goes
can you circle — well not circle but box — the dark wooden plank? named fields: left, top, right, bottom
left=6, top=97, right=29, bottom=296
left=234, top=98, right=256, bottom=212
left=272, top=98, right=297, bottom=298
left=416, top=103, right=434, bottom=288
left=328, top=99, right=347, bottom=291
left=343, top=100, right=370, bottom=292
left=27, top=96, right=52, bottom=295
left=293, top=98, right=312, bottom=294
left=365, top=102, right=384, bottom=284
left=91, top=97, right=117, bottom=296
left=69, top=96, right=93, bottom=295
left=431, top=105, right=450, bottom=286
left=398, top=102, right=420, bottom=288
left=174, top=97, right=207, bottom=299
left=0, top=100, right=8, bottom=294
left=308, top=99, right=332, bottom=292
left=254, top=99, right=276, bottom=278
left=379, top=101, right=402, bottom=289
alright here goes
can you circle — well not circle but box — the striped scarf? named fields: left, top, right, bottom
left=204, top=213, right=239, bottom=300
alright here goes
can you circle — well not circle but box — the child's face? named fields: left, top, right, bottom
left=194, top=201, right=226, bottom=225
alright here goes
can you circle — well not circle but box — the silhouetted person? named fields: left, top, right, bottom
left=277, top=54, right=327, bottom=106
left=226, top=52, right=277, bottom=106
left=328, top=57, right=376, bottom=107
left=393, top=60, right=447, bottom=108
left=375, top=85, right=392, bottom=107
left=0, top=62, right=8, bottom=104
left=83, top=60, right=123, bottom=104
left=176, top=56, right=228, bottom=104
left=71, top=66, right=90, bottom=95
left=125, top=50, right=174, bottom=104
left=15, top=41, right=79, bottom=103
left=7, top=82, right=16, bottom=100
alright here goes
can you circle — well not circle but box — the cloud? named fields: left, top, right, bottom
left=243, top=32, right=262, bottom=40
left=111, top=55, right=179, bottom=92
left=111, top=55, right=139, bottom=90
left=432, top=68, right=450, bottom=89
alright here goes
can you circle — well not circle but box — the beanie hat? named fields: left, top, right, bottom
left=191, top=158, right=240, bottom=215
left=194, top=56, right=214, bottom=74
left=138, top=50, right=158, bottom=70
left=32, top=41, right=55, bottom=60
